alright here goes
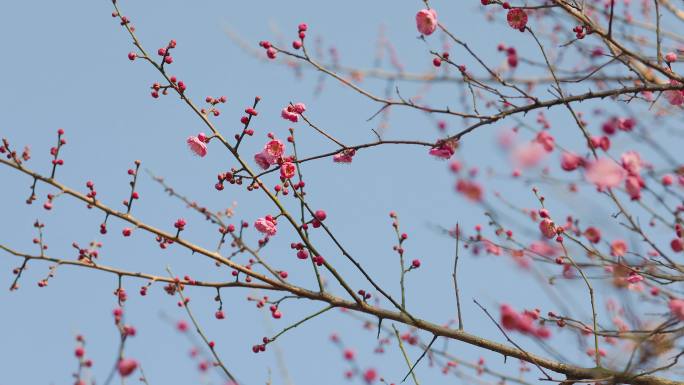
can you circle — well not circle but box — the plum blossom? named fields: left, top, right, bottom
left=619, top=151, right=644, bottom=200
left=560, top=152, right=583, bottom=171
left=625, top=175, right=644, bottom=200
left=280, top=162, right=296, bottom=179
left=429, top=139, right=458, bottom=159
left=333, top=148, right=356, bottom=163
left=254, top=139, right=285, bottom=170
left=429, top=146, right=454, bottom=159
left=539, top=218, right=556, bottom=239
left=618, top=117, right=635, bottom=132
left=500, top=305, right=550, bottom=338
left=117, top=359, right=138, bottom=377
left=255, top=216, right=277, bottom=236
left=415, top=9, right=438, bottom=35
left=281, top=103, right=306, bottom=122
left=671, top=238, right=684, bottom=253
left=621, top=151, right=642, bottom=176
left=585, top=158, right=626, bottom=189
left=584, top=226, right=601, bottom=243
left=263, top=139, right=285, bottom=163
left=187, top=133, right=208, bottom=157
left=484, top=240, right=502, bottom=256
left=254, top=152, right=271, bottom=170
left=507, top=9, right=528, bottom=30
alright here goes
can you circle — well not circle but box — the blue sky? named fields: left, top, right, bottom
left=2, top=1, right=682, bottom=384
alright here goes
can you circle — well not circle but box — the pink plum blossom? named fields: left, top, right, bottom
left=560, top=152, right=583, bottom=171
left=263, top=139, right=285, bottom=163
left=280, top=162, right=296, bottom=179
left=416, top=9, right=438, bottom=35
left=280, top=103, right=306, bottom=122
left=539, top=218, right=556, bottom=239
left=429, top=139, right=458, bottom=159
left=333, top=148, right=356, bottom=163
left=187, top=133, right=207, bottom=157
left=117, top=359, right=138, bottom=377
left=507, top=9, right=528, bottom=30
left=255, top=216, right=277, bottom=236
left=254, top=152, right=271, bottom=170
left=621, top=151, right=642, bottom=176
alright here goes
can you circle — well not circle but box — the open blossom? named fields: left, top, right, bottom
left=429, top=146, right=454, bottom=159
left=281, top=108, right=298, bottom=122
left=255, top=216, right=277, bottom=236
left=263, top=139, right=285, bottom=163
left=539, top=218, right=556, bottom=238
left=187, top=133, right=207, bottom=157
left=415, top=9, right=438, bottom=35
left=559, top=155, right=581, bottom=176
left=280, top=162, right=296, bottom=179
left=585, top=158, right=626, bottom=189
left=254, top=152, right=271, bottom=170
left=669, top=298, right=684, bottom=321
left=507, top=8, right=528, bottom=30
left=590, top=135, right=611, bottom=151
left=280, top=103, right=306, bottom=122
left=254, top=139, right=285, bottom=169
left=333, top=148, right=356, bottom=163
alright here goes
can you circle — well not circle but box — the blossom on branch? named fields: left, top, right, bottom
left=415, top=9, right=438, bottom=35
left=255, top=216, right=277, bottom=236
left=187, top=133, right=207, bottom=157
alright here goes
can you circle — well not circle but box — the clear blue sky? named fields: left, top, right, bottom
left=1, top=1, right=681, bottom=384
